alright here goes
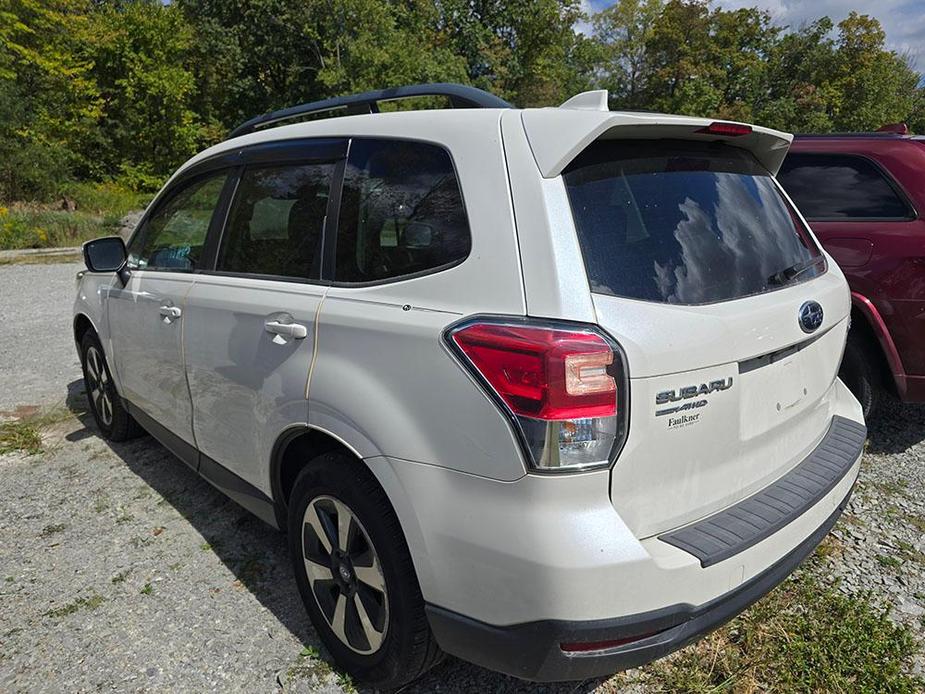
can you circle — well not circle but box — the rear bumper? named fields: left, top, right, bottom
left=426, top=489, right=852, bottom=682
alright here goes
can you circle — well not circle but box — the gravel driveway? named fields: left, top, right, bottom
left=1, top=261, right=923, bottom=692
left=0, top=261, right=84, bottom=412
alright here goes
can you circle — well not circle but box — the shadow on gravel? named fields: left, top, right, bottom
left=865, top=397, right=925, bottom=455
left=63, top=377, right=609, bottom=693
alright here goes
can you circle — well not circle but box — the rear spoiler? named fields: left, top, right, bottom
left=521, top=93, right=793, bottom=178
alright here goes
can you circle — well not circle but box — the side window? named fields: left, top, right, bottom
left=218, top=163, right=335, bottom=280
left=778, top=153, right=912, bottom=220
left=334, top=139, right=471, bottom=283
left=129, top=173, right=227, bottom=271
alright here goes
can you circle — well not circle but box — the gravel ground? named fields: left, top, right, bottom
left=0, top=260, right=923, bottom=692
left=0, top=261, right=84, bottom=412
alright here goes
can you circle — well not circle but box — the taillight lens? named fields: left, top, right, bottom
left=447, top=319, right=627, bottom=472
left=696, top=121, right=752, bottom=137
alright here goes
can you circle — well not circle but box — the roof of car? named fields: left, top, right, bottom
left=177, top=84, right=794, bottom=181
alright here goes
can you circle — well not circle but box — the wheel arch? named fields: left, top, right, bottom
left=73, top=312, right=97, bottom=347
left=849, top=292, right=905, bottom=397
left=270, top=424, right=369, bottom=526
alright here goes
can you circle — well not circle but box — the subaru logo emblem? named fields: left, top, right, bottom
left=799, top=301, right=824, bottom=333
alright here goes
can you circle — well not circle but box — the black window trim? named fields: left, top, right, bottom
left=780, top=151, right=918, bottom=223
left=192, top=138, right=348, bottom=286
left=208, top=160, right=343, bottom=285
left=135, top=135, right=472, bottom=287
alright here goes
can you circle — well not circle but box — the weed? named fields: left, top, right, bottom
left=40, top=523, right=66, bottom=537
left=877, top=554, right=903, bottom=570
left=140, top=583, right=153, bottom=596
left=0, top=406, right=75, bottom=455
left=0, top=420, right=42, bottom=455
left=0, top=182, right=148, bottom=251
left=44, top=594, right=104, bottom=618
left=642, top=571, right=922, bottom=692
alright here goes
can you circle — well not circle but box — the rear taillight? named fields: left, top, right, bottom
left=446, top=318, right=628, bottom=473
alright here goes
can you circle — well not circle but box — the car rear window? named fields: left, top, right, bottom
left=563, top=140, right=824, bottom=305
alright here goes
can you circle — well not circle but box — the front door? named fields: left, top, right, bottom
left=108, top=171, right=230, bottom=454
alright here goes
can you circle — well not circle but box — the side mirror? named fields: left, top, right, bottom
left=83, top=236, right=130, bottom=283
left=83, top=236, right=127, bottom=272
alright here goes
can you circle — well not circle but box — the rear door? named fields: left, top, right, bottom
left=182, top=139, right=343, bottom=494
left=108, top=171, right=231, bottom=456
left=558, top=138, right=852, bottom=537
left=779, top=146, right=925, bottom=381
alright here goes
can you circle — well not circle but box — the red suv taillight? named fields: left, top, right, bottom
left=445, top=318, right=628, bottom=472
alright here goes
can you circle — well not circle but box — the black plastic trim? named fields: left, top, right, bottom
left=738, top=330, right=825, bottom=374
left=659, top=415, right=865, bottom=567
left=227, top=83, right=511, bottom=139
left=426, top=487, right=853, bottom=682
left=199, top=454, right=279, bottom=528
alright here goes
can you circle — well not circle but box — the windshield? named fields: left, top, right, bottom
left=563, top=139, right=824, bottom=305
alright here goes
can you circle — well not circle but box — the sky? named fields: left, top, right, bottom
left=582, top=0, right=925, bottom=72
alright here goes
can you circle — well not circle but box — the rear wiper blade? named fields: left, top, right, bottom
left=767, top=256, right=825, bottom=286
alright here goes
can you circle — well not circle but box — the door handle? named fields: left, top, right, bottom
left=265, top=320, right=308, bottom=340
left=159, top=305, right=182, bottom=320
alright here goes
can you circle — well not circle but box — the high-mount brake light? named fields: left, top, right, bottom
left=447, top=320, right=627, bottom=473
left=697, top=121, right=752, bottom=137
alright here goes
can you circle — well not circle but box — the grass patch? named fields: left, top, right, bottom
left=44, top=594, right=104, bottom=619
left=0, top=420, right=43, bottom=455
left=877, top=554, right=903, bottom=570
left=643, top=571, right=921, bottom=693
left=0, top=406, right=75, bottom=456
left=0, top=182, right=148, bottom=250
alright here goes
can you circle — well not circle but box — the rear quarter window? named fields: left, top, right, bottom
left=333, top=139, right=471, bottom=283
left=778, top=152, right=913, bottom=220
left=563, top=140, right=824, bottom=305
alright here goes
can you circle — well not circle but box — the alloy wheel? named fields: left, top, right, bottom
left=85, top=345, right=113, bottom=427
left=302, top=495, right=389, bottom=654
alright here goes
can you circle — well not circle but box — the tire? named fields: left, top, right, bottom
left=839, top=330, right=882, bottom=421
left=288, top=452, right=442, bottom=689
left=79, top=331, right=143, bottom=441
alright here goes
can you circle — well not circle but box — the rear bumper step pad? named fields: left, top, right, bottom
left=659, top=415, right=866, bottom=567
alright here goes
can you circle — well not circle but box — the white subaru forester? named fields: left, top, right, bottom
left=74, top=84, right=866, bottom=688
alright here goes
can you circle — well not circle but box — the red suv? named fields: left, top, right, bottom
left=778, top=126, right=925, bottom=418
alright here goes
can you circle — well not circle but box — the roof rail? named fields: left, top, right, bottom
left=227, top=83, right=512, bottom=140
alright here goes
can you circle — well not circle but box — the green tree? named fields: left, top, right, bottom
left=591, top=0, right=663, bottom=109
left=436, top=0, right=587, bottom=106
left=0, top=0, right=99, bottom=200
left=830, top=12, right=918, bottom=130
left=81, top=0, right=202, bottom=183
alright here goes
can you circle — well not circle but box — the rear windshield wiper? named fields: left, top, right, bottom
left=767, top=256, right=825, bottom=287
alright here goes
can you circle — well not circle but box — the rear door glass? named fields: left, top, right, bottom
left=563, top=140, right=823, bottom=305
left=778, top=152, right=912, bottom=220
left=218, top=163, right=335, bottom=280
